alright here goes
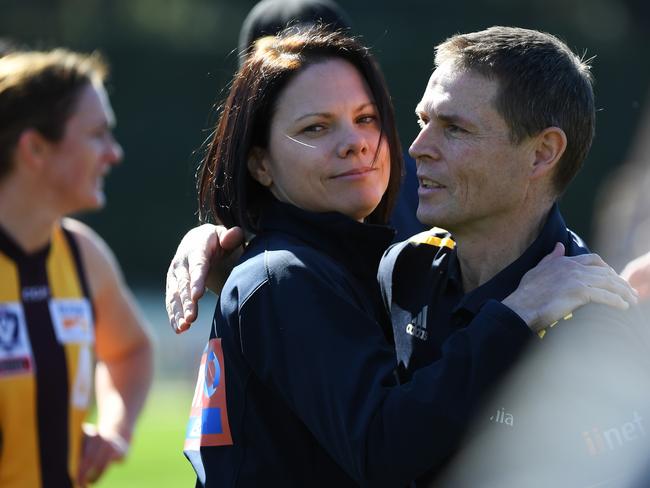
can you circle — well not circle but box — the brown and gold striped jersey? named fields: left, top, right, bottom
left=0, top=222, right=94, bottom=488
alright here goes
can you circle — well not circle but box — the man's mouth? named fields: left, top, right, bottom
left=419, top=177, right=445, bottom=189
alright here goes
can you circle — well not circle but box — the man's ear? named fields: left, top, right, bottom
left=15, top=129, right=50, bottom=172
left=530, top=127, right=567, bottom=180
left=247, top=147, right=273, bottom=187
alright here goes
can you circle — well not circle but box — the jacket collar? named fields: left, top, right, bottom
left=453, top=204, right=588, bottom=315
left=260, top=200, right=396, bottom=280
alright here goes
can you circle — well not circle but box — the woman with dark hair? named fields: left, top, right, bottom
left=183, top=26, right=531, bottom=487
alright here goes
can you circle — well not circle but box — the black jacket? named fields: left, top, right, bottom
left=185, top=201, right=531, bottom=487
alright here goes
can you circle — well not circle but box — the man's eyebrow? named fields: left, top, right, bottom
left=414, top=106, right=475, bottom=128
left=437, top=112, right=473, bottom=126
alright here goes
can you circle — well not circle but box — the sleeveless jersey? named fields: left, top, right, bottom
left=0, top=222, right=94, bottom=488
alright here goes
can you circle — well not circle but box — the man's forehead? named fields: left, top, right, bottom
left=416, top=65, right=498, bottom=113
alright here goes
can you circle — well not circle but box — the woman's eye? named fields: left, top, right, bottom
left=303, top=124, right=326, bottom=133
left=357, top=114, right=377, bottom=125
left=93, top=128, right=109, bottom=139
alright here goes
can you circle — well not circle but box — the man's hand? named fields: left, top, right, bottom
left=166, top=224, right=245, bottom=333
left=503, top=243, right=638, bottom=332
left=77, top=423, right=128, bottom=487
left=621, top=250, right=650, bottom=301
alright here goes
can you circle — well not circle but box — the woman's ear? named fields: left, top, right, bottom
left=15, top=129, right=50, bottom=172
left=530, top=127, right=567, bottom=180
left=247, top=147, right=273, bottom=187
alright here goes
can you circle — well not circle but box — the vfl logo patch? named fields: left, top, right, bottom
left=0, top=308, right=20, bottom=351
left=184, top=338, right=233, bottom=450
left=0, top=302, right=33, bottom=376
left=49, top=299, right=94, bottom=344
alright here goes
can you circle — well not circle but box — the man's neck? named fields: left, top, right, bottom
left=453, top=203, right=554, bottom=293
left=0, top=178, right=58, bottom=253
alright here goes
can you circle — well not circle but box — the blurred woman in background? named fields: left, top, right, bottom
left=0, top=48, right=153, bottom=487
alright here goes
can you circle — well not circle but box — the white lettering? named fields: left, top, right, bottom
left=21, top=286, right=49, bottom=302
left=583, top=412, right=647, bottom=456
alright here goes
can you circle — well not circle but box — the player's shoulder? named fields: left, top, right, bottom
left=61, top=218, right=124, bottom=295
left=61, top=218, right=112, bottom=260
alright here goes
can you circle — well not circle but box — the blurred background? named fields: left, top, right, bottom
left=2, top=0, right=650, bottom=485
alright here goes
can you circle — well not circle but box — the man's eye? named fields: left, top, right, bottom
left=416, top=116, right=428, bottom=129
left=445, top=124, right=466, bottom=135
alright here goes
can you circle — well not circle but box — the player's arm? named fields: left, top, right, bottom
left=166, top=224, right=244, bottom=333
left=63, top=218, right=154, bottom=486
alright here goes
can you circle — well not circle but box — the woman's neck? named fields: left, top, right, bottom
left=0, top=177, right=59, bottom=252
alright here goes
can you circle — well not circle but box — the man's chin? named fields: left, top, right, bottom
left=416, top=207, right=448, bottom=229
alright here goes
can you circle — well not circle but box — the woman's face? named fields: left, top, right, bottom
left=43, top=81, right=122, bottom=214
left=248, top=58, right=390, bottom=222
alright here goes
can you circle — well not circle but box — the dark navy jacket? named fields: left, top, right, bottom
left=185, top=201, right=532, bottom=487
left=379, top=204, right=650, bottom=486
left=389, top=155, right=426, bottom=243
left=378, top=204, right=587, bottom=383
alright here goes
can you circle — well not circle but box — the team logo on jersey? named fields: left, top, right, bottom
left=406, top=307, right=429, bottom=341
left=184, top=338, right=233, bottom=450
left=0, top=302, right=33, bottom=376
left=49, top=298, right=94, bottom=344
left=21, top=285, right=49, bottom=302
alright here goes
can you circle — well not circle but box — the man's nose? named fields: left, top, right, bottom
left=409, top=125, right=441, bottom=162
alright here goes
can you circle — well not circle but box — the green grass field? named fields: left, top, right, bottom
left=95, top=383, right=197, bottom=487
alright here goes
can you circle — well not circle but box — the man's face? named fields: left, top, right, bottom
left=409, top=62, right=536, bottom=234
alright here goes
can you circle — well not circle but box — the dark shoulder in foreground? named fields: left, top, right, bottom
left=547, top=302, right=650, bottom=353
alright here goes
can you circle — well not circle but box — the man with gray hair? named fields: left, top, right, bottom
left=381, top=26, right=650, bottom=486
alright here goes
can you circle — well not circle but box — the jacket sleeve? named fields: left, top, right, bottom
left=235, top=251, right=532, bottom=487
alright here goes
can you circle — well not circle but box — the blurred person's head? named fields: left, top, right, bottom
left=0, top=38, right=22, bottom=58
left=0, top=49, right=122, bottom=212
left=238, top=0, right=352, bottom=65
left=411, top=26, right=595, bottom=231
left=199, top=26, right=402, bottom=233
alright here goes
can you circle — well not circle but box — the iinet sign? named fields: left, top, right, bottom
left=582, top=412, right=646, bottom=456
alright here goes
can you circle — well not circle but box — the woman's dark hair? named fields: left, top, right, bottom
left=198, top=25, right=402, bottom=232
